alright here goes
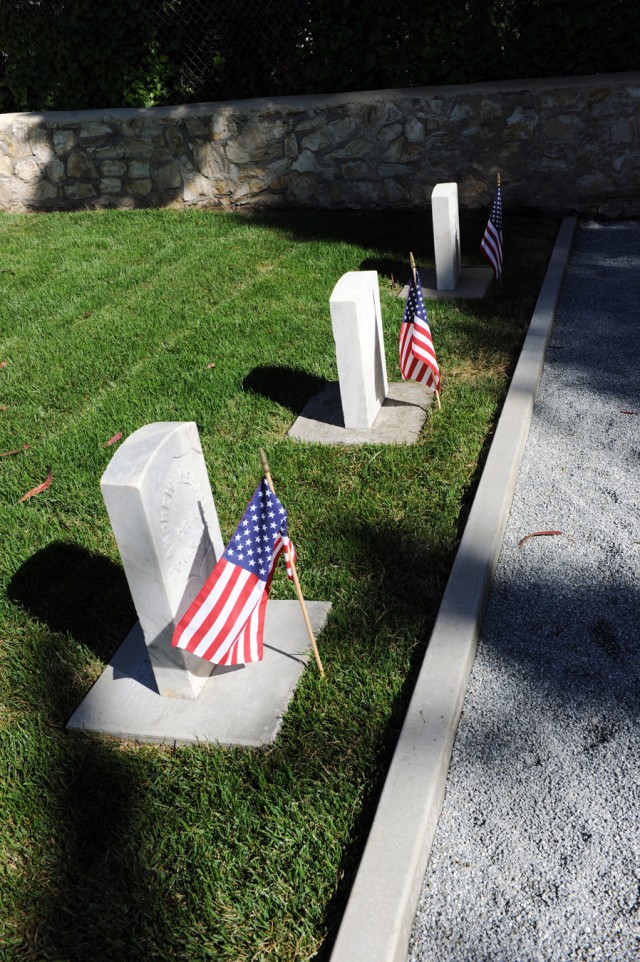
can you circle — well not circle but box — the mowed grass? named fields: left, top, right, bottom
left=0, top=207, right=558, bottom=962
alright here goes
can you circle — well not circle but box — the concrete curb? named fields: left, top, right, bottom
left=329, top=215, right=578, bottom=962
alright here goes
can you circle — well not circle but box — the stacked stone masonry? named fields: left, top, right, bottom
left=1, top=73, right=639, bottom=216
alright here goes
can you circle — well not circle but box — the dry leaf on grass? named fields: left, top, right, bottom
left=19, top=468, right=52, bottom=503
left=1, top=444, right=29, bottom=457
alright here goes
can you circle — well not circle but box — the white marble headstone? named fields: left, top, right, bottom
left=100, top=422, right=224, bottom=700
left=432, top=183, right=462, bottom=291
left=329, top=270, right=389, bottom=430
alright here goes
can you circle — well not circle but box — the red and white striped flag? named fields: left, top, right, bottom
left=481, top=184, right=503, bottom=279
left=172, top=478, right=295, bottom=666
left=399, top=270, right=440, bottom=392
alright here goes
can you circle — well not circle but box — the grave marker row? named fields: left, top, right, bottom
left=68, top=183, right=490, bottom=743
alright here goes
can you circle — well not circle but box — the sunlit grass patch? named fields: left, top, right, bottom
left=0, top=207, right=558, bottom=962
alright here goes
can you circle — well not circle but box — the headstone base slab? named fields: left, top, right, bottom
left=66, top=599, right=331, bottom=747
left=287, top=381, right=432, bottom=445
left=400, top=267, right=494, bottom=300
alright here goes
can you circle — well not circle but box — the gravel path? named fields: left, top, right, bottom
left=407, top=220, right=640, bottom=962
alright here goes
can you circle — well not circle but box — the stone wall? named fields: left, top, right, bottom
left=1, top=73, right=639, bottom=216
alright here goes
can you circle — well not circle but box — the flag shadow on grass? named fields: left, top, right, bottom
left=243, top=365, right=327, bottom=414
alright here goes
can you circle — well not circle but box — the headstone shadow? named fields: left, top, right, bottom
left=358, top=256, right=411, bottom=284
left=7, top=540, right=135, bottom=664
left=243, top=365, right=327, bottom=415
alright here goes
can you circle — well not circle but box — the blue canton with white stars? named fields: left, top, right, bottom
left=222, top=478, right=288, bottom=581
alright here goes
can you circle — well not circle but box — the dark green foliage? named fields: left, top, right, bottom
left=0, top=0, right=165, bottom=111
left=1, top=0, right=639, bottom=112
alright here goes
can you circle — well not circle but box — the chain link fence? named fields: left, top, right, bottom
left=143, top=0, right=547, bottom=104
left=146, top=0, right=312, bottom=103
left=2, top=0, right=636, bottom=111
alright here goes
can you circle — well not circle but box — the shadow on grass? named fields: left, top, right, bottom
left=8, top=541, right=135, bottom=665
left=301, top=520, right=454, bottom=959
left=243, top=364, right=327, bottom=414
left=358, top=256, right=412, bottom=284
left=6, top=544, right=180, bottom=959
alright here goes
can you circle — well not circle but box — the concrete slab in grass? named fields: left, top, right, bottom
left=399, top=266, right=494, bottom=300
left=67, top=599, right=331, bottom=746
left=287, top=380, right=433, bottom=445
left=329, top=216, right=578, bottom=962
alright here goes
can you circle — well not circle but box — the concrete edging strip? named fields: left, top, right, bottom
left=329, top=215, right=578, bottom=962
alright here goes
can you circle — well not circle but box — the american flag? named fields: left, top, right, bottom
left=481, top=185, right=503, bottom=279
left=172, top=478, right=295, bottom=666
left=399, top=269, right=440, bottom=392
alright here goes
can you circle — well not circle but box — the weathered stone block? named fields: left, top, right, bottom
left=126, top=178, right=152, bottom=196
left=292, top=150, right=316, bottom=173
left=67, top=151, right=98, bottom=179
left=544, top=115, right=579, bottom=141
left=192, top=142, right=225, bottom=180
left=31, top=141, right=54, bottom=165
left=47, top=157, right=65, bottom=186
left=64, top=182, right=97, bottom=201
left=377, top=123, right=402, bottom=143
left=128, top=159, right=151, bottom=179
left=325, top=138, right=370, bottom=160
left=382, top=138, right=404, bottom=163
left=28, top=180, right=59, bottom=202
left=79, top=122, right=113, bottom=140
left=404, top=118, right=425, bottom=143
left=226, top=142, right=252, bottom=164
left=95, top=145, right=127, bottom=161
left=505, top=107, right=537, bottom=133
left=15, top=158, right=40, bottom=182
left=186, top=116, right=208, bottom=137
left=284, top=172, right=315, bottom=204
left=153, top=160, right=183, bottom=189
left=212, top=108, right=239, bottom=140
left=284, top=133, right=298, bottom=158
left=450, top=103, right=473, bottom=122
left=298, top=131, right=323, bottom=152
left=101, top=159, right=127, bottom=177
left=183, top=174, right=210, bottom=202
left=610, top=119, right=633, bottom=143
left=100, top=178, right=122, bottom=194
left=342, top=161, right=369, bottom=179
left=165, top=125, right=184, bottom=152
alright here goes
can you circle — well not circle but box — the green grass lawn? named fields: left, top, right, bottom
left=0, top=207, right=558, bottom=962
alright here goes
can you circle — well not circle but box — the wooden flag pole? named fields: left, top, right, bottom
left=259, top=448, right=326, bottom=679
left=409, top=250, right=417, bottom=286
left=409, top=252, right=441, bottom=410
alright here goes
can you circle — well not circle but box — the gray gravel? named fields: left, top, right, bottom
left=407, top=220, right=640, bottom=962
